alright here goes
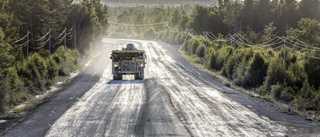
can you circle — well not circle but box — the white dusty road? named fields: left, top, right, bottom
left=3, top=38, right=320, bottom=137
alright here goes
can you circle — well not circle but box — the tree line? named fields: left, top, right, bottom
left=0, top=0, right=109, bottom=114
left=109, top=0, right=320, bottom=42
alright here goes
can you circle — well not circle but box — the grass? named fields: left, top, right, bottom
left=186, top=55, right=202, bottom=63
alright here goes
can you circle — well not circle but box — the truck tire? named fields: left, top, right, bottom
left=113, top=67, right=119, bottom=80
left=134, top=74, right=139, bottom=80
left=113, top=74, right=118, bottom=80
left=140, top=72, right=144, bottom=80
left=119, top=74, right=123, bottom=80
left=138, top=68, right=144, bottom=80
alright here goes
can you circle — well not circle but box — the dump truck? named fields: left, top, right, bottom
left=110, top=43, right=147, bottom=80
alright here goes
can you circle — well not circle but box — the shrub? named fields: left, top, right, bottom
left=314, top=91, right=320, bottom=111
left=223, top=48, right=252, bottom=80
left=196, top=43, right=205, bottom=58
left=232, top=58, right=248, bottom=87
left=245, top=52, right=268, bottom=88
left=260, top=55, right=289, bottom=95
left=189, top=38, right=200, bottom=55
left=52, top=46, right=80, bottom=76
left=304, top=52, right=320, bottom=88
left=187, top=55, right=202, bottom=63
left=208, top=51, right=217, bottom=70
left=271, top=82, right=294, bottom=102
left=0, top=69, right=10, bottom=113
left=286, top=61, right=306, bottom=90
left=213, top=46, right=234, bottom=71
left=47, top=59, right=58, bottom=80
left=7, top=67, right=19, bottom=90
left=29, top=52, right=48, bottom=79
left=222, top=56, right=236, bottom=79
left=300, top=80, right=317, bottom=111
left=27, top=61, right=44, bottom=92
left=294, top=96, right=307, bottom=111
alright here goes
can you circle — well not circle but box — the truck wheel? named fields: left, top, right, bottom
left=119, top=74, right=123, bottom=80
left=140, top=72, right=144, bottom=80
left=113, top=74, right=118, bottom=80
left=140, top=68, right=144, bottom=80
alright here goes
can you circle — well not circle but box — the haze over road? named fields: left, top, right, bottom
left=3, top=38, right=320, bottom=137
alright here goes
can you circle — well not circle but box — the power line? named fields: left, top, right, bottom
left=13, top=31, right=30, bottom=44
left=109, top=21, right=168, bottom=27
left=31, top=29, right=51, bottom=42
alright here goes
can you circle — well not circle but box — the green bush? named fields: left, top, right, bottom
left=189, top=38, right=199, bottom=55
left=222, top=48, right=251, bottom=80
left=0, top=69, right=10, bottom=113
left=304, top=52, right=320, bottom=88
left=271, top=82, right=294, bottom=101
left=222, top=56, right=236, bottom=78
left=7, top=67, right=19, bottom=90
left=245, top=52, right=268, bottom=88
left=28, top=61, right=44, bottom=92
left=196, top=43, right=205, bottom=58
left=294, top=80, right=317, bottom=111
left=187, top=55, right=202, bottom=63
left=260, top=55, right=289, bottom=95
left=315, top=91, right=320, bottom=111
left=301, top=80, right=317, bottom=111
left=207, top=51, right=217, bottom=70
left=214, top=46, right=233, bottom=71
left=286, top=61, right=306, bottom=89
left=52, top=46, right=80, bottom=76
left=47, top=59, right=58, bottom=80
left=30, top=53, right=47, bottom=79
left=232, top=58, right=248, bottom=87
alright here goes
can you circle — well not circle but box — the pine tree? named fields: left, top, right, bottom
left=0, top=68, right=10, bottom=114
left=171, top=10, right=181, bottom=26
left=0, top=28, right=14, bottom=69
left=299, top=0, right=319, bottom=20
left=255, top=0, right=271, bottom=32
left=187, top=5, right=210, bottom=34
left=240, top=0, right=255, bottom=33
left=284, top=0, right=299, bottom=29
left=0, top=0, right=18, bottom=43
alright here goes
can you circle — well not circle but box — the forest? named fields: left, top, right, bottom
left=0, top=0, right=108, bottom=114
left=108, top=0, right=320, bottom=118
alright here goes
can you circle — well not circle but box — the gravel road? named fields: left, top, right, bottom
left=2, top=38, right=320, bottom=137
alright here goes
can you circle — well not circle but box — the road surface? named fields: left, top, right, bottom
left=2, top=38, right=320, bottom=137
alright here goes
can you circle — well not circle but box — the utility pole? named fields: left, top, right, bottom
left=233, top=35, right=236, bottom=53
left=177, top=31, right=179, bottom=45
left=188, top=29, right=190, bottom=48
left=240, top=21, right=241, bottom=32
left=27, top=30, right=29, bottom=61
left=264, top=25, right=268, bottom=44
left=283, top=36, right=286, bottom=62
left=49, top=29, right=51, bottom=58
left=64, top=28, right=66, bottom=54
left=74, top=22, right=77, bottom=50
left=204, top=31, right=208, bottom=56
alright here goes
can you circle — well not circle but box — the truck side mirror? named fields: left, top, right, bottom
left=110, top=55, right=113, bottom=59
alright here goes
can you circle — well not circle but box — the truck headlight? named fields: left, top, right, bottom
left=140, top=63, right=144, bottom=67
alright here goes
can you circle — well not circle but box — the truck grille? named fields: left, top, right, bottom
left=121, top=62, right=137, bottom=71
